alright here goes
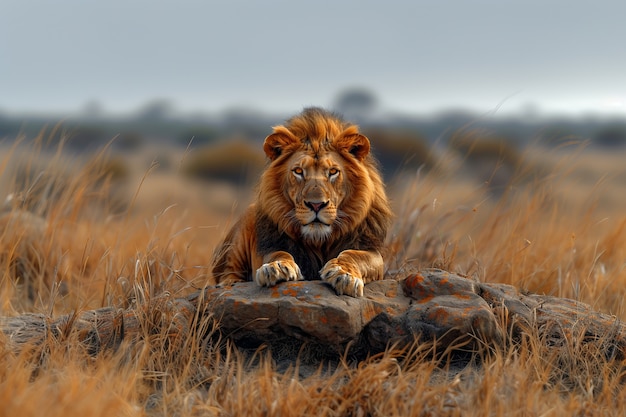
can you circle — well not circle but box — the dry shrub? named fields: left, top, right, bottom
left=180, top=140, right=266, bottom=185
left=5, top=133, right=128, bottom=219
left=447, top=129, right=530, bottom=192
left=448, top=129, right=522, bottom=166
left=364, top=128, right=436, bottom=178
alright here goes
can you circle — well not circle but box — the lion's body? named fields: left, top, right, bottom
left=211, top=108, right=392, bottom=297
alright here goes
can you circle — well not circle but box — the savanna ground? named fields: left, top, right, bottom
left=0, top=128, right=626, bottom=416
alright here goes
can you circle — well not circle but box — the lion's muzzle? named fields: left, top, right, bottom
left=304, top=200, right=329, bottom=213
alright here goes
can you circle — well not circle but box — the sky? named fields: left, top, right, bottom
left=2, top=0, right=626, bottom=117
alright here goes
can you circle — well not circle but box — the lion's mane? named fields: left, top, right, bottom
left=211, top=107, right=392, bottom=283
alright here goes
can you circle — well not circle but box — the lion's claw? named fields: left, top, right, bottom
left=320, top=261, right=364, bottom=297
left=255, top=260, right=303, bottom=287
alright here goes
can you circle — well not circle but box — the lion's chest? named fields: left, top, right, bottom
left=254, top=213, right=360, bottom=280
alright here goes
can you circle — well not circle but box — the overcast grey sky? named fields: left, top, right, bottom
left=2, top=0, right=626, bottom=116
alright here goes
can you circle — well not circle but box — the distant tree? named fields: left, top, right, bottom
left=67, top=125, right=108, bottom=152
left=136, top=99, right=174, bottom=121
left=363, top=128, right=435, bottom=179
left=114, top=131, right=144, bottom=151
left=594, top=125, right=626, bottom=147
left=333, top=88, right=379, bottom=120
left=179, top=126, right=220, bottom=147
left=82, top=100, right=104, bottom=119
left=181, top=141, right=265, bottom=185
left=0, top=113, right=19, bottom=137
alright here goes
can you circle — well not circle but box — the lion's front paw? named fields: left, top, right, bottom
left=320, top=259, right=364, bottom=297
left=255, top=260, right=303, bottom=287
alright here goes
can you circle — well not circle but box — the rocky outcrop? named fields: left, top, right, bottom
left=197, top=269, right=626, bottom=361
left=2, top=269, right=625, bottom=364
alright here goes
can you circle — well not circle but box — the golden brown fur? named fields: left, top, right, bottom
left=211, top=108, right=392, bottom=297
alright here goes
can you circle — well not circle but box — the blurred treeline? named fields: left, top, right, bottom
left=2, top=90, right=626, bottom=187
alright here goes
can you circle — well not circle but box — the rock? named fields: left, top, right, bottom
left=197, top=272, right=504, bottom=358
left=2, top=269, right=626, bottom=365
left=193, top=269, right=626, bottom=361
left=198, top=279, right=407, bottom=349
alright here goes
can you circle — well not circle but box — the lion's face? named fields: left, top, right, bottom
left=258, top=109, right=385, bottom=246
left=287, top=151, right=346, bottom=242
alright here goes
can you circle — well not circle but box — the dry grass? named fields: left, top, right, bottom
left=1, top=131, right=626, bottom=415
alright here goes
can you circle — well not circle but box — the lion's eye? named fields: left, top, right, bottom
left=328, top=168, right=339, bottom=178
left=293, top=167, right=304, bottom=177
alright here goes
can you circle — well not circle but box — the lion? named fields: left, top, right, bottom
left=211, top=107, right=392, bottom=297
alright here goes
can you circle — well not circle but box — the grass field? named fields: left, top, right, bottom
left=0, top=131, right=625, bottom=416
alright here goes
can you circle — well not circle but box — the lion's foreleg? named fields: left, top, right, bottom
left=320, top=249, right=384, bottom=297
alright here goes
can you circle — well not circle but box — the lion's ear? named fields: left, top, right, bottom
left=263, top=126, right=297, bottom=160
left=336, top=132, right=371, bottom=161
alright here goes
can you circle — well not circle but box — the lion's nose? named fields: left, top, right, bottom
left=305, top=201, right=329, bottom=213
